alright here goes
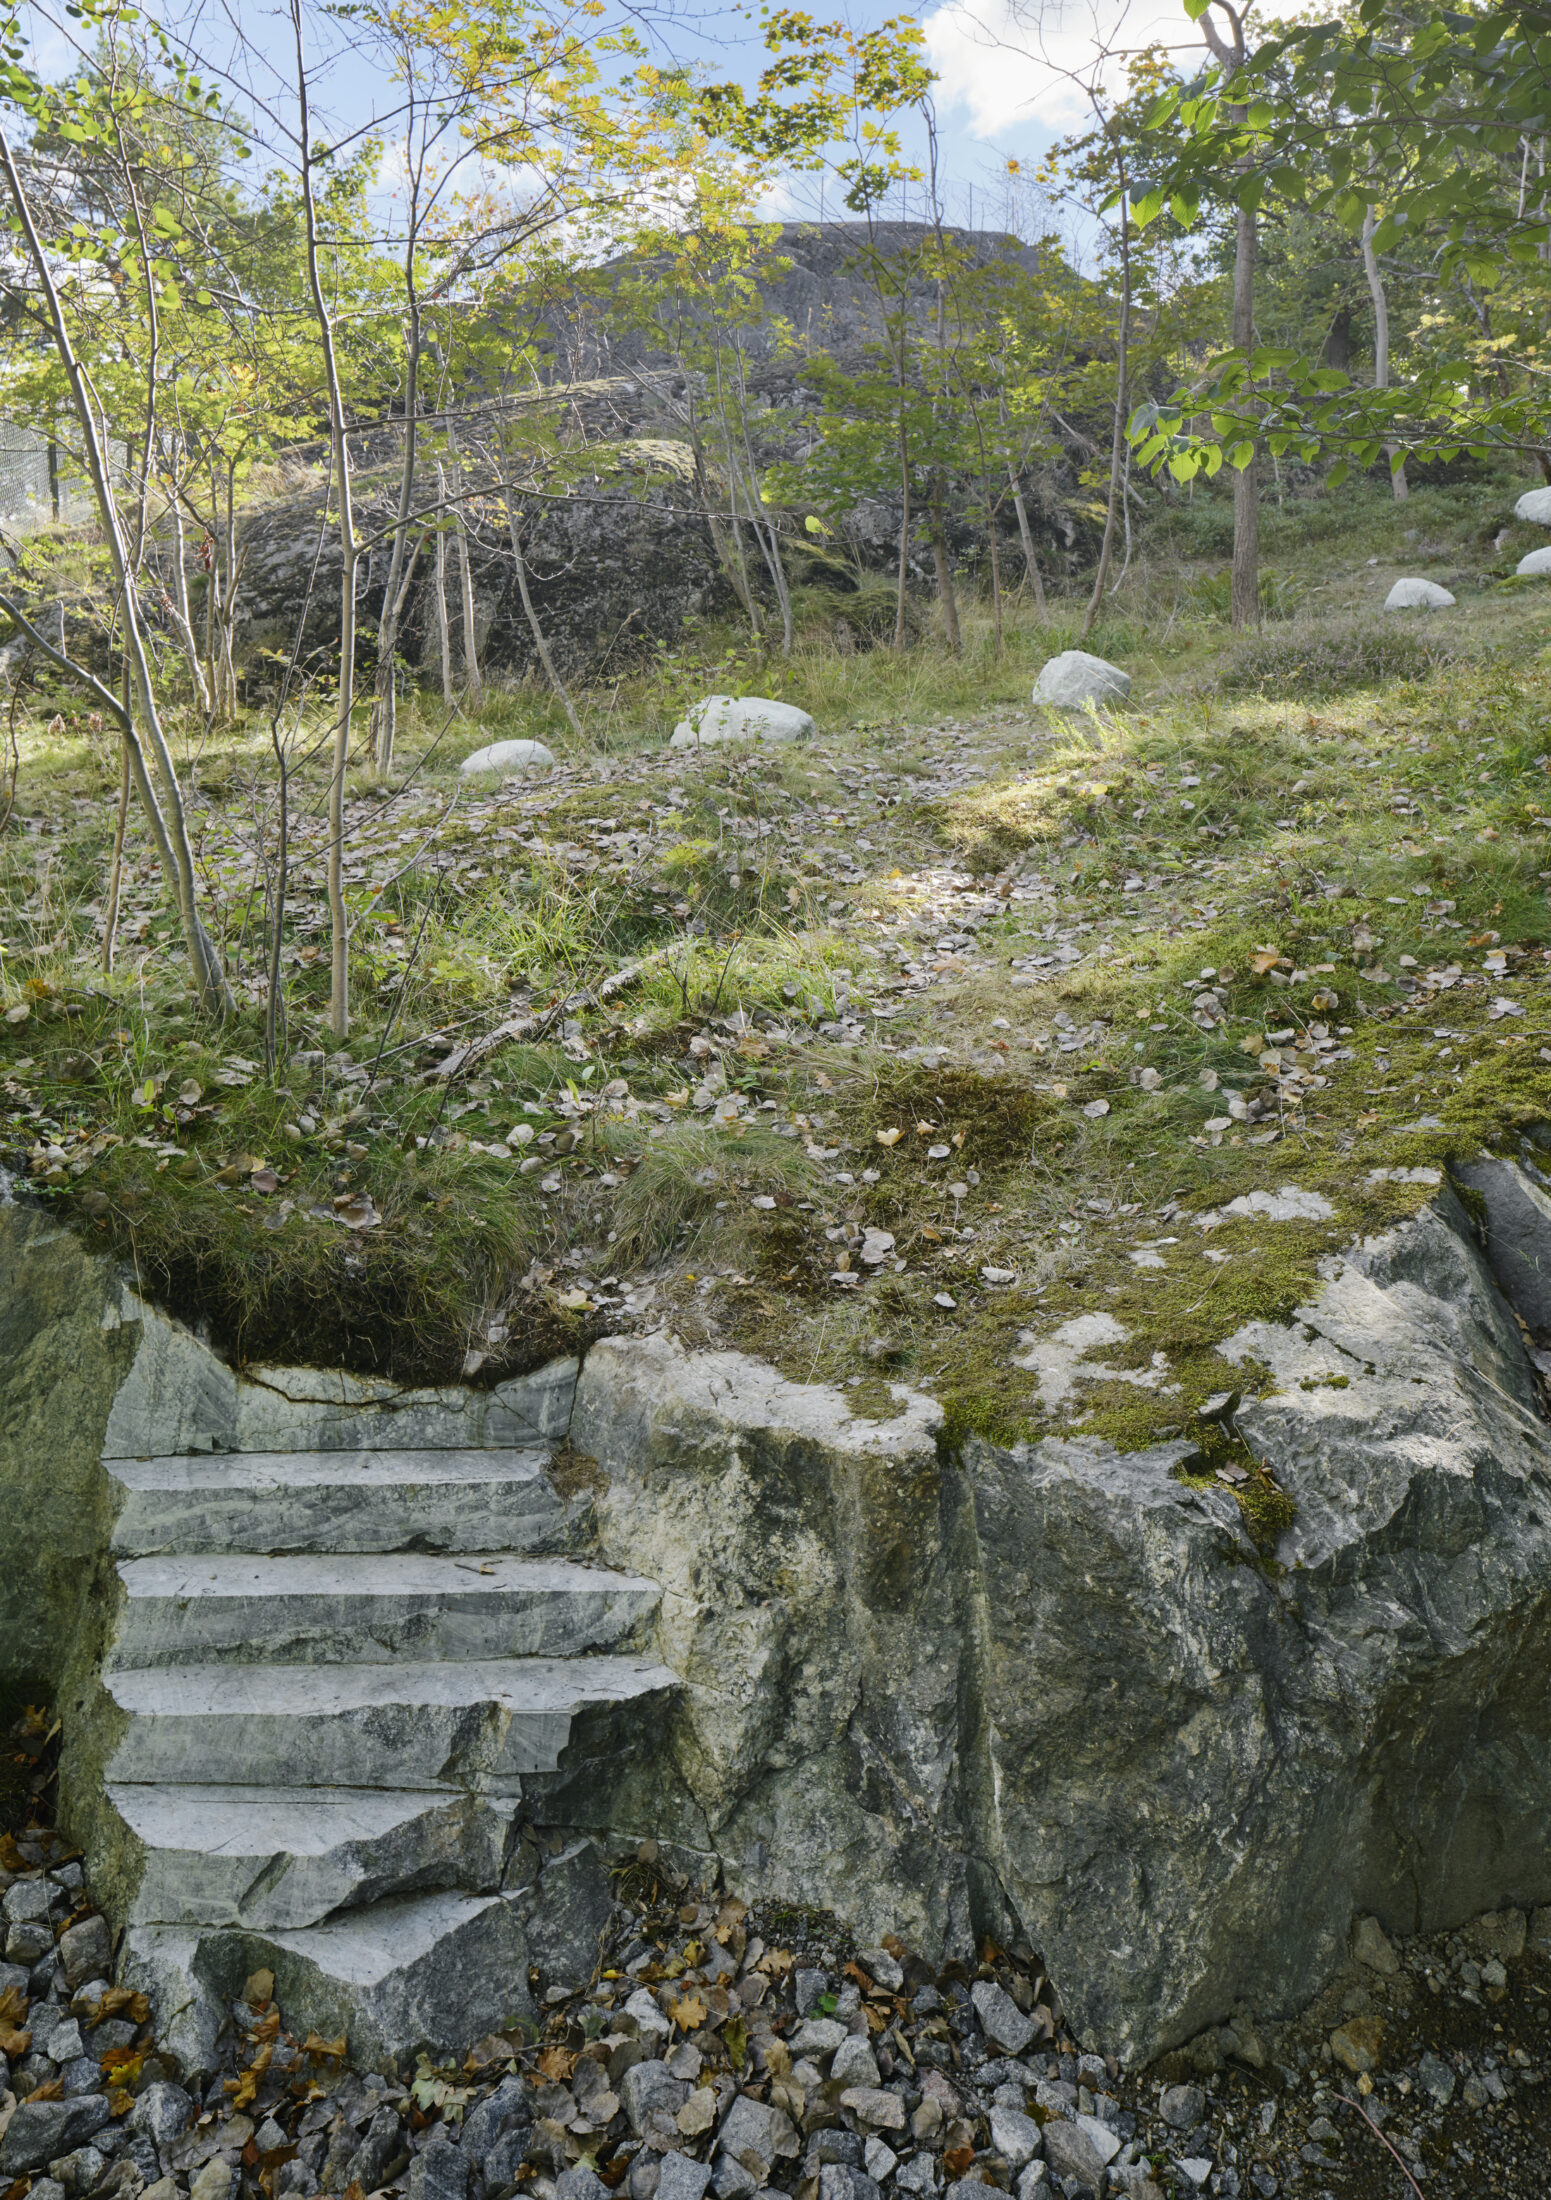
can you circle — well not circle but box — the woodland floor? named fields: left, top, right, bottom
left=1, top=468, right=1550, bottom=1501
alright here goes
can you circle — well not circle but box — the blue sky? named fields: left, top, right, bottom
left=20, top=0, right=1300, bottom=262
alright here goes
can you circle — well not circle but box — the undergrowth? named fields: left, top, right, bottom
left=2, top=467, right=1550, bottom=1475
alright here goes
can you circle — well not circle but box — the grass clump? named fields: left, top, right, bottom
left=609, top=1118, right=817, bottom=1270
left=1219, top=614, right=1467, bottom=697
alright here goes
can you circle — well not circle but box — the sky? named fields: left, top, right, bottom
left=17, top=0, right=1307, bottom=255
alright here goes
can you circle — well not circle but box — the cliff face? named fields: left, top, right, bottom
left=226, top=223, right=1092, bottom=688
left=0, top=1175, right=134, bottom=1710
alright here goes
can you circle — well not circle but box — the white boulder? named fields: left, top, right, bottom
left=1515, top=488, right=1551, bottom=525
left=669, top=695, right=814, bottom=749
left=1517, top=546, right=1551, bottom=578
left=1384, top=578, right=1455, bottom=610
left=458, top=738, right=557, bottom=777
left=1034, top=650, right=1131, bottom=709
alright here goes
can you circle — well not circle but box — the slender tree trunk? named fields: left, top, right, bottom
left=203, top=483, right=217, bottom=699
left=691, top=426, right=753, bottom=626
left=265, top=715, right=289, bottom=1077
left=294, top=0, right=358, bottom=1042
left=986, top=482, right=1003, bottom=655
left=455, top=502, right=482, bottom=703
left=1083, top=180, right=1132, bottom=638
left=219, top=463, right=239, bottom=717
left=895, top=431, right=912, bottom=649
left=102, top=730, right=129, bottom=974
left=372, top=306, right=422, bottom=772
left=731, top=379, right=792, bottom=653
left=1009, top=473, right=1047, bottom=609
left=434, top=511, right=454, bottom=710
left=165, top=485, right=212, bottom=714
left=1361, top=203, right=1408, bottom=501
left=0, top=127, right=230, bottom=1013
left=1229, top=201, right=1260, bottom=628
left=928, top=485, right=961, bottom=652
left=1202, top=8, right=1261, bottom=629
left=506, top=498, right=584, bottom=740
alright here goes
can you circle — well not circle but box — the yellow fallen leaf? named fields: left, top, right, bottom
left=670, top=1995, right=707, bottom=2030
left=876, top=1127, right=902, bottom=1147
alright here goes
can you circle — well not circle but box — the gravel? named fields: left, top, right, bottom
left=8, top=1726, right=1551, bottom=2200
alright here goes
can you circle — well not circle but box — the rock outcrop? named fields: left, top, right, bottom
left=8, top=1168, right=1551, bottom=2066
left=576, top=1185, right=1551, bottom=2060
left=1034, top=650, right=1132, bottom=709
left=235, top=443, right=734, bottom=687
left=669, top=696, right=815, bottom=749
left=1384, top=577, right=1456, bottom=609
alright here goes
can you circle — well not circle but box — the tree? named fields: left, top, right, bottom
left=1130, top=0, right=1551, bottom=491
left=1195, top=0, right=1260, bottom=629
left=697, top=10, right=937, bottom=646
left=0, top=4, right=234, bottom=1012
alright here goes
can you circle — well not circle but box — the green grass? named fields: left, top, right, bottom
left=3, top=466, right=1551, bottom=1449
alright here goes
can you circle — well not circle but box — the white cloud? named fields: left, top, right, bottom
left=924, top=0, right=1304, bottom=140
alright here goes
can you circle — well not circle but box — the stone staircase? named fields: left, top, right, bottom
left=88, top=1408, right=679, bottom=2069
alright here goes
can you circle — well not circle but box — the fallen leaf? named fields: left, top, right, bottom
left=28, top=2079, right=63, bottom=2103
left=1082, top=1098, right=1110, bottom=1118
left=933, top=1292, right=957, bottom=1309
left=0, top=2028, right=30, bottom=2058
left=875, top=1127, right=902, bottom=1147
left=176, top=1079, right=203, bottom=1106
left=538, top=2047, right=576, bottom=2083
left=303, top=2033, right=346, bottom=2063
left=251, top=1167, right=280, bottom=1195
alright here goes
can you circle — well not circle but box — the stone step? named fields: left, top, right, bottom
left=122, top=1885, right=534, bottom=2072
left=109, top=1783, right=510, bottom=1930
left=107, top=1447, right=570, bottom=1556
left=110, top=1554, right=659, bottom=1668
left=105, top=1654, right=679, bottom=1796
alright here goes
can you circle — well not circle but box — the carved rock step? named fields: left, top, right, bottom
left=109, top=1783, right=509, bottom=1929
left=122, top=1886, right=534, bottom=2072
left=105, top=1653, right=681, bottom=1792
left=110, top=1553, right=659, bottom=1668
left=107, top=1446, right=571, bottom=1556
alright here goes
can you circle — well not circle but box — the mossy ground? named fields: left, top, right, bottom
left=2, top=474, right=1549, bottom=1477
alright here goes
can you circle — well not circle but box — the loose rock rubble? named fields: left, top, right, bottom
left=7, top=1707, right=1551, bottom=2200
